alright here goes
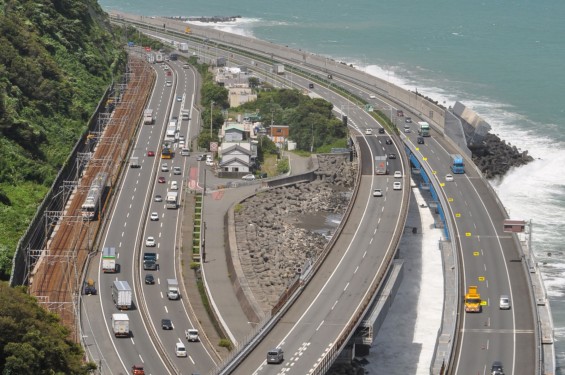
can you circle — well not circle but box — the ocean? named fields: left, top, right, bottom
left=100, top=1, right=565, bottom=371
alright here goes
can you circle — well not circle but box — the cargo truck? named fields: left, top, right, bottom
left=167, top=279, right=180, bottom=300
left=166, top=191, right=178, bottom=209
left=417, top=121, right=430, bottom=137
left=143, top=109, right=154, bottom=125
left=464, top=286, right=482, bottom=312
left=143, top=252, right=157, bottom=270
left=129, top=157, right=140, bottom=169
left=112, top=280, right=133, bottom=310
left=112, top=313, right=130, bottom=337
left=451, top=154, right=465, bottom=174
left=102, top=247, right=117, bottom=273
left=178, top=42, right=189, bottom=52
left=374, top=155, right=388, bottom=175
left=273, top=64, right=285, bottom=75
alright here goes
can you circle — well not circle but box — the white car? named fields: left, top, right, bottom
left=150, top=212, right=159, bottom=221
left=445, top=174, right=454, bottom=182
left=179, top=140, right=185, bottom=147
left=369, top=94, right=376, bottom=99
left=165, top=81, right=172, bottom=87
left=393, top=181, right=402, bottom=190
left=173, top=166, right=182, bottom=175
left=242, top=174, right=256, bottom=181
left=499, top=295, right=511, bottom=310
left=175, top=342, right=187, bottom=357
left=161, top=163, right=169, bottom=172
left=394, top=171, right=402, bottom=178
left=365, top=128, right=373, bottom=135
left=372, top=189, right=383, bottom=197
left=145, top=236, right=156, bottom=247
left=205, top=159, right=214, bottom=166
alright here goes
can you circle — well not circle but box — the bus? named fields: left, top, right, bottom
left=81, top=172, right=109, bottom=220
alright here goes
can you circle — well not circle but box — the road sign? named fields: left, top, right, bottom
left=210, top=142, right=218, bottom=152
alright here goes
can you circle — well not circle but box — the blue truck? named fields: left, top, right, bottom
left=451, top=154, right=465, bottom=174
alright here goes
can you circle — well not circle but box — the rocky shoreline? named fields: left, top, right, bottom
left=234, top=154, right=357, bottom=313
left=470, top=132, right=534, bottom=179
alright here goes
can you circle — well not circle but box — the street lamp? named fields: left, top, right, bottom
left=210, top=101, right=214, bottom=138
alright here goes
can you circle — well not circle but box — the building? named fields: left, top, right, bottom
left=270, top=125, right=290, bottom=145
left=228, top=86, right=257, bottom=107
left=218, top=142, right=256, bottom=174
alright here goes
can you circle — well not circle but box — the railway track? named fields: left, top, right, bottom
left=28, top=56, right=154, bottom=336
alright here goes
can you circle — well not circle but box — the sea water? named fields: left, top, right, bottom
left=100, top=1, right=565, bottom=371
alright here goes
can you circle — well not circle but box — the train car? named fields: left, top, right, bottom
left=81, top=172, right=109, bottom=220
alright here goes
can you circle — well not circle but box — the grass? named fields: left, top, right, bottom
left=261, top=154, right=279, bottom=176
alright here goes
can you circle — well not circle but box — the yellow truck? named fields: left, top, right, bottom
left=464, top=286, right=482, bottom=312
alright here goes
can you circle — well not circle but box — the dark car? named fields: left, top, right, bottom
left=158, top=176, right=166, bottom=183
left=308, top=83, right=314, bottom=89
left=161, top=319, right=173, bottom=330
left=397, top=110, right=404, bottom=117
left=196, top=154, right=206, bottom=161
left=378, top=127, right=385, bottom=134
left=144, top=274, right=155, bottom=285
left=491, top=361, right=504, bottom=375
left=147, top=151, right=155, bottom=157
left=417, top=137, right=424, bottom=144
left=388, top=153, right=396, bottom=159
left=385, top=139, right=393, bottom=145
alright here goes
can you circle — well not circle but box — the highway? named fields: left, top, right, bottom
left=106, top=15, right=540, bottom=375
left=81, top=53, right=217, bottom=374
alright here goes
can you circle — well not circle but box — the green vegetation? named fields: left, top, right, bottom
left=235, top=89, right=347, bottom=152
left=218, top=338, right=233, bottom=351
left=0, top=0, right=125, bottom=278
left=0, top=282, right=96, bottom=374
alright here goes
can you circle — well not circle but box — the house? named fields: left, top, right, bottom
left=218, top=142, right=256, bottom=174
left=269, top=125, right=290, bottom=145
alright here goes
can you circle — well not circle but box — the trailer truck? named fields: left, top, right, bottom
left=374, top=155, right=388, bottom=175
left=167, top=279, right=180, bottom=300
left=112, top=313, right=130, bottom=337
left=102, top=247, right=117, bottom=273
left=112, top=280, right=133, bottom=310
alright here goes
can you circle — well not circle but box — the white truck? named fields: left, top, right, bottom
left=112, top=280, right=133, bottom=310
left=130, top=156, right=140, bottom=168
left=185, top=328, right=199, bottom=342
left=111, top=313, right=130, bottom=337
left=166, top=191, right=178, bottom=209
left=167, top=279, right=180, bottom=300
left=178, top=42, right=189, bottom=52
left=102, top=247, right=117, bottom=273
left=273, top=64, right=285, bottom=75
left=143, top=108, right=154, bottom=124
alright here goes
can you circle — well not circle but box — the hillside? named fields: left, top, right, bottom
left=0, top=0, right=125, bottom=278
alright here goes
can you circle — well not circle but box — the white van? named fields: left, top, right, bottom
left=171, top=181, right=178, bottom=190
left=175, top=342, right=187, bottom=357
left=181, top=148, right=190, bottom=156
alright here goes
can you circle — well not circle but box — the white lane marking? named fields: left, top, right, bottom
left=344, top=282, right=349, bottom=291
left=374, top=228, right=377, bottom=235
left=160, top=292, right=164, bottom=299
left=316, top=320, right=324, bottom=331
left=138, top=354, right=143, bottom=363
left=131, top=338, right=135, bottom=345
left=121, top=231, right=125, bottom=237
left=119, top=242, right=122, bottom=248
left=354, top=266, right=359, bottom=274
left=369, top=238, right=373, bottom=245
left=127, top=212, right=130, bottom=218
left=331, top=300, right=338, bottom=310
left=363, top=251, right=367, bottom=258
left=164, top=306, right=168, bottom=314
left=188, top=355, right=195, bottom=365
